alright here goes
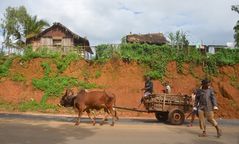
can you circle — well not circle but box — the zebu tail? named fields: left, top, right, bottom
left=113, top=94, right=119, bottom=120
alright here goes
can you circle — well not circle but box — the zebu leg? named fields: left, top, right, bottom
left=86, top=109, right=96, bottom=126
left=74, top=103, right=84, bottom=126
left=108, top=107, right=115, bottom=126
left=75, top=110, right=82, bottom=126
left=100, top=108, right=109, bottom=126
left=114, top=108, right=119, bottom=120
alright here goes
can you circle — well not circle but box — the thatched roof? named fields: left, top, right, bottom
left=27, top=22, right=93, bottom=54
left=126, top=33, right=167, bottom=45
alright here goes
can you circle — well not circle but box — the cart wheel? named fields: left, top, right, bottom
left=155, top=112, right=168, bottom=122
left=168, top=109, right=185, bottom=125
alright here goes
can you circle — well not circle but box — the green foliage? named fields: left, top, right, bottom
left=168, top=30, right=189, bottom=49
left=176, top=52, right=185, bottom=74
left=21, top=47, right=80, bottom=73
left=0, top=97, right=58, bottom=112
left=11, top=73, right=26, bottom=82
left=18, top=99, right=58, bottom=112
left=0, top=6, right=49, bottom=48
left=204, top=55, right=218, bottom=75
left=0, top=58, right=13, bottom=77
left=95, top=44, right=120, bottom=63
left=119, top=43, right=175, bottom=79
left=32, top=76, right=78, bottom=97
left=202, top=49, right=239, bottom=75
left=21, top=47, right=60, bottom=61
left=95, top=43, right=239, bottom=79
left=41, top=62, right=51, bottom=76
left=55, top=52, right=79, bottom=73
left=145, top=70, right=163, bottom=80
left=94, top=70, right=102, bottom=79
left=32, top=74, right=101, bottom=104
left=0, top=100, right=16, bottom=111
left=232, top=5, right=239, bottom=47
left=213, top=49, right=239, bottom=66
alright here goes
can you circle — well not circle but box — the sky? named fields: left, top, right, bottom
left=0, top=0, right=238, bottom=46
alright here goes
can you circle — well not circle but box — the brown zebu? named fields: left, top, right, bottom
left=60, top=89, right=118, bottom=126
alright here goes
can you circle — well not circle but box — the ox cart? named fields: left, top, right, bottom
left=115, top=93, right=192, bottom=125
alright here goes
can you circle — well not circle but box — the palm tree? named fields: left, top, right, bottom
left=24, top=15, right=49, bottom=39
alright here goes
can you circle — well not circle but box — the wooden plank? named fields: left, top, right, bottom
left=114, top=106, right=148, bottom=112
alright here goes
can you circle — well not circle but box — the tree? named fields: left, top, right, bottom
left=232, top=5, right=239, bottom=47
left=167, top=30, right=189, bottom=49
left=0, top=6, right=49, bottom=49
left=168, top=32, right=175, bottom=48
left=24, top=15, right=49, bottom=39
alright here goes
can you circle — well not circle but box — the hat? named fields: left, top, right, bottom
left=201, top=79, right=210, bottom=85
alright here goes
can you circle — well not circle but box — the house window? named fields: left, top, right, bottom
left=53, top=39, right=62, bottom=46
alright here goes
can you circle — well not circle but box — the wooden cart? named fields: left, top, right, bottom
left=115, top=93, right=192, bottom=125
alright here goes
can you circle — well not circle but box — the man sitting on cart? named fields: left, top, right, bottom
left=141, top=76, right=153, bottom=102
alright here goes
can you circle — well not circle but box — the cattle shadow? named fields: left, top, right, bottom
left=0, top=122, right=96, bottom=144
left=0, top=113, right=113, bottom=126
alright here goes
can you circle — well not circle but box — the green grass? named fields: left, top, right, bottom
left=94, top=70, right=102, bottom=79
left=95, top=43, right=239, bottom=79
left=18, top=99, right=59, bottom=112
left=0, top=99, right=59, bottom=113
left=55, top=52, right=80, bottom=73
left=0, top=58, right=13, bottom=78
left=21, top=47, right=61, bottom=61
left=10, top=73, right=26, bottom=82
left=0, top=100, right=16, bottom=111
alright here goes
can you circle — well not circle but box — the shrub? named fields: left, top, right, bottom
left=41, top=62, right=51, bottom=76
left=18, top=99, right=58, bottom=112
left=0, top=58, right=13, bottom=77
left=55, top=52, right=80, bottom=73
left=94, top=70, right=102, bottom=79
left=21, top=46, right=60, bottom=61
left=11, top=73, right=26, bottom=82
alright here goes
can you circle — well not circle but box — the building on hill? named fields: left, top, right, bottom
left=26, top=22, right=93, bottom=59
left=192, top=43, right=234, bottom=54
left=126, top=32, right=168, bottom=45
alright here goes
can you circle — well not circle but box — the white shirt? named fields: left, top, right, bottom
left=165, top=85, right=171, bottom=94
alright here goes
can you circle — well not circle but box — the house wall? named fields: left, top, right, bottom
left=29, top=27, right=75, bottom=52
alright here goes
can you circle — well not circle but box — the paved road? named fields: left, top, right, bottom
left=0, top=113, right=239, bottom=144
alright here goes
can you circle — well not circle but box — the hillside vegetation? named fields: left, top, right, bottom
left=0, top=44, right=239, bottom=118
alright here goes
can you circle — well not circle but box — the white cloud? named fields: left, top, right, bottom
left=0, top=0, right=238, bottom=45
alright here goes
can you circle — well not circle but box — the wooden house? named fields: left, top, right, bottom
left=26, top=22, right=93, bottom=57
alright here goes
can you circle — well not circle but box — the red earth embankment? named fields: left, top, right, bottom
left=0, top=58, right=238, bottom=118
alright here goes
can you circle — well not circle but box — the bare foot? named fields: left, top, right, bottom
left=75, top=122, right=79, bottom=126
left=198, top=132, right=207, bottom=137
left=187, top=123, right=192, bottom=127
left=217, top=129, right=222, bottom=138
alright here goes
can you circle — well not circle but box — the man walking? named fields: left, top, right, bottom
left=194, top=79, right=222, bottom=137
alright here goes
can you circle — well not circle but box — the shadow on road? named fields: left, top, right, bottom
left=0, top=122, right=95, bottom=144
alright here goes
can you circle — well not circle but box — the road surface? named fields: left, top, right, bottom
left=0, top=113, right=238, bottom=144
